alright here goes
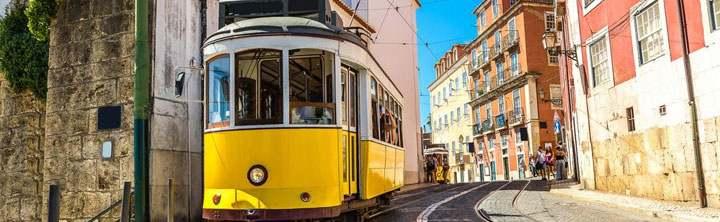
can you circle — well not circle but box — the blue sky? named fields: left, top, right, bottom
left=416, top=0, right=481, bottom=128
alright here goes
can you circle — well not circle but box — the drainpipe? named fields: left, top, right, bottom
left=676, top=0, right=707, bottom=208
left=134, top=0, right=151, bottom=219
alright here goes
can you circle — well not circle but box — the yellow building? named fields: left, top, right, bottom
left=428, top=45, right=477, bottom=183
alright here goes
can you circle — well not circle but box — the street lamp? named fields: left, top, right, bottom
left=542, top=31, right=577, bottom=62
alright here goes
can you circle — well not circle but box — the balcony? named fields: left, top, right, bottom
left=508, top=110, right=524, bottom=126
left=473, top=123, right=482, bottom=136
left=510, top=0, right=554, bottom=7
left=489, top=45, right=503, bottom=60
left=502, top=31, right=519, bottom=50
left=480, top=53, right=491, bottom=69
left=495, top=113, right=507, bottom=130
left=464, top=153, right=474, bottom=164
left=482, top=119, right=494, bottom=134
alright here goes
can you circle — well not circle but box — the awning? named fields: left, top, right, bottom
left=424, top=147, right=449, bottom=155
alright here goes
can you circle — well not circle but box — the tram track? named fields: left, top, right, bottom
left=365, top=182, right=481, bottom=220
left=475, top=180, right=540, bottom=222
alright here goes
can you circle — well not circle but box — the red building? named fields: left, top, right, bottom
left=553, top=0, right=720, bottom=207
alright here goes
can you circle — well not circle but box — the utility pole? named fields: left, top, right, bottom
left=676, top=0, right=707, bottom=208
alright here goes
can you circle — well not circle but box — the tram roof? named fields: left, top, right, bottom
left=203, top=16, right=405, bottom=99
left=204, top=17, right=366, bottom=48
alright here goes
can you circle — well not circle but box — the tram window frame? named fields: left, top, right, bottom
left=207, top=55, right=232, bottom=129
left=289, top=49, right=336, bottom=125
left=234, top=49, right=283, bottom=126
left=348, top=67, right=358, bottom=129
left=341, top=68, right=348, bottom=126
left=371, top=78, right=380, bottom=139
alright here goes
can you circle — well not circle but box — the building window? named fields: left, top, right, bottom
left=589, top=35, right=610, bottom=87
left=501, top=133, right=509, bottom=149
left=451, top=111, right=455, bottom=123
left=465, top=104, right=471, bottom=116
left=474, top=77, right=482, bottom=97
left=456, top=77, right=461, bottom=91
left=480, top=12, right=487, bottom=28
left=545, top=12, right=556, bottom=31
left=510, top=52, right=519, bottom=75
left=634, top=1, right=664, bottom=64
left=494, top=31, right=502, bottom=52
left=498, top=95, right=505, bottom=114
left=627, top=107, right=636, bottom=132
left=289, top=49, right=334, bottom=125
left=548, top=52, right=558, bottom=64
left=492, top=0, right=499, bottom=17
left=444, top=114, right=449, bottom=127
left=486, top=104, right=492, bottom=120
left=207, top=55, right=231, bottom=129
left=489, top=137, right=495, bottom=150
left=462, top=73, right=468, bottom=88
left=456, top=107, right=461, bottom=121
left=236, top=49, right=284, bottom=126
left=711, top=0, right=720, bottom=30
left=496, top=61, right=505, bottom=85
left=472, top=49, right=478, bottom=67
left=513, top=89, right=521, bottom=113
left=481, top=40, right=489, bottom=62
left=508, top=18, right=517, bottom=39
left=483, top=72, right=490, bottom=91
left=475, top=108, right=481, bottom=123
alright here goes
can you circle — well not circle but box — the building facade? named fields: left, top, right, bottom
left=554, top=0, right=720, bottom=207
left=429, top=45, right=476, bottom=183
left=467, top=0, right=561, bottom=181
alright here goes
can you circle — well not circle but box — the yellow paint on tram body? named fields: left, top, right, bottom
left=359, top=140, right=404, bottom=199
left=204, top=128, right=342, bottom=210
left=203, top=128, right=405, bottom=211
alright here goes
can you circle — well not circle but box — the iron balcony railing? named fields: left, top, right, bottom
left=489, top=45, right=503, bottom=60
left=510, top=0, right=554, bottom=6
left=482, top=119, right=494, bottom=133
left=473, top=123, right=483, bottom=135
left=507, top=110, right=524, bottom=125
left=495, top=113, right=507, bottom=129
left=502, top=31, right=520, bottom=50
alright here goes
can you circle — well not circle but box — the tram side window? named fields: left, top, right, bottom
left=341, top=66, right=358, bottom=129
left=235, top=49, right=283, bottom=125
left=341, top=68, right=348, bottom=126
left=290, top=49, right=335, bottom=124
left=371, top=78, right=379, bottom=139
left=207, top=56, right=231, bottom=129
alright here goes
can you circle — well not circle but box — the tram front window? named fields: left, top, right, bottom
left=207, top=56, right=231, bottom=129
left=290, top=49, right=335, bottom=125
left=235, top=49, right=283, bottom=125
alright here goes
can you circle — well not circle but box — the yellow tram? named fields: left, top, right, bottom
left=202, top=4, right=405, bottom=221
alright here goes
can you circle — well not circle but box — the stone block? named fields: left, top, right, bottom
left=98, top=13, right=133, bottom=36
left=19, top=196, right=41, bottom=221
left=80, top=192, right=112, bottom=216
left=681, top=172, right=698, bottom=201
left=65, top=160, right=98, bottom=192
left=91, top=79, right=119, bottom=107
left=703, top=118, right=718, bottom=143
left=701, top=142, right=718, bottom=172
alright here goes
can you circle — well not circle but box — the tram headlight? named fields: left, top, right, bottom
left=247, top=165, right=268, bottom=186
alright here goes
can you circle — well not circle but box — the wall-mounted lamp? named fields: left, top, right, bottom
left=542, top=31, right=577, bottom=62
left=101, top=140, right=113, bottom=160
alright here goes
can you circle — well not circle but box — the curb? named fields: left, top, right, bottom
left=550, top=189, right=717, bottom=222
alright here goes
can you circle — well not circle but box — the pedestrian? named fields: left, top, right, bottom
left=536, top=147, right=546, bottom=180
left=426, top=156, right=436, bottom=183
left=555, top=145, right=567, bottom=180
left=545, top=147, right=554, bottom=180
left=442, top=159, right=450, bottom=184
left=529, top=155, right=537, bottom=177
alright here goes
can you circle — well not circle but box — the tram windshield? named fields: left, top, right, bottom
left=207, top=56, right=231, bottom=129
left=236, top=49, right=283, bottom=126
left=289, top=49, right=335, bottom=125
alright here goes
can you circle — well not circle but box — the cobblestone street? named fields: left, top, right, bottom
left=368, top=181, right=662, bottom=222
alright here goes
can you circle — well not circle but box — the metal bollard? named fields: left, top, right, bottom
left=120, top=182, right=132, bottom=222
left=48, top=184, right=60, bottom=222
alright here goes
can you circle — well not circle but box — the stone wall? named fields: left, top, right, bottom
left=587, top=116, right=720, bottom=207
left=0, top=76, right=45, bottom=221
left=42, top=0, right=135, bottom=220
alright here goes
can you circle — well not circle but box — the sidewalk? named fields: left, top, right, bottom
left=551, top=187, right=720, bottom=221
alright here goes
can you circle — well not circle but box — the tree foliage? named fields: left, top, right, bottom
left=25, top=0, right=56, bottom=41
left=0, top=3, right=49, bottom=99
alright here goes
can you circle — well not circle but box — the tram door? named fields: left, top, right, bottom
left=340, top=66, right=359, bottom=198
